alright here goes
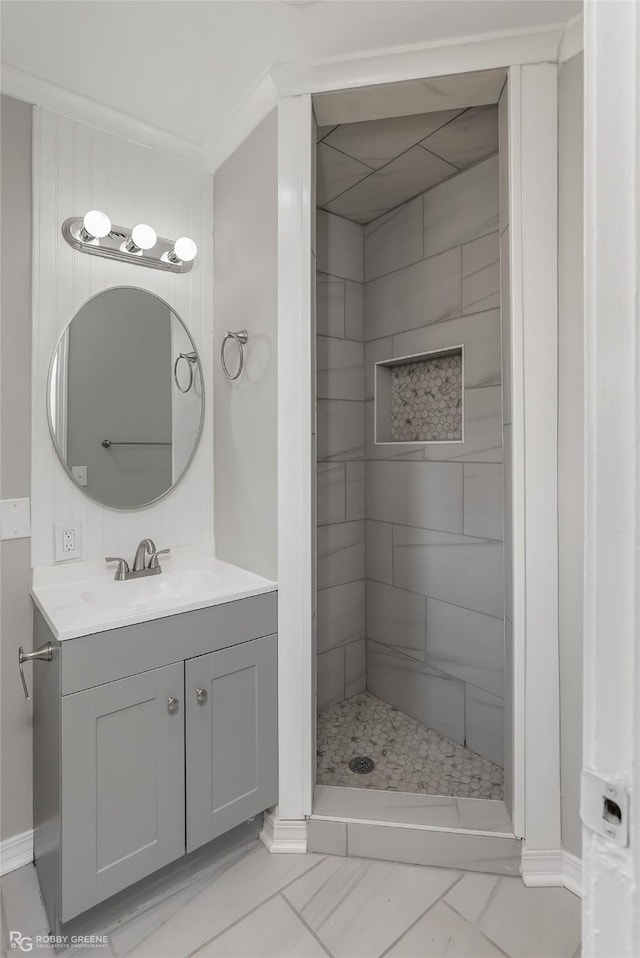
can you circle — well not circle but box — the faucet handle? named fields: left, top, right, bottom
left=148, top=548, right=170, bottom=570
left=105, top=556, right=130, bottom=581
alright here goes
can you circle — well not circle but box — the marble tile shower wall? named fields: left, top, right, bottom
left=316, top=211, right=367, bottom=709
left=363, top=155, right=505, bottom=768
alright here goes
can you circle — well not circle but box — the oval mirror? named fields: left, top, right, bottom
left=47, top=287, right=204, bottom=509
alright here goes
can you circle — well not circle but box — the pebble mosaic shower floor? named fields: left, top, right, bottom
left=317, top=692, right=504, bottom=800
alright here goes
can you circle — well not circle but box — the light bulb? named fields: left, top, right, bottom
left=173, top=237, right=197, bottom=262
left=129, top=223, right=157, bottom=251
left=81, top=209, right=111, bottom=240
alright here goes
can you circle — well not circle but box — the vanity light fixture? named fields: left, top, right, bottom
left=124, top=223, right=157, bottom=254
left=165, top=236, right=198, bottom=265
left=62, top=213, right=197, bottom=273
left=79, top=209, right=111, bottom=242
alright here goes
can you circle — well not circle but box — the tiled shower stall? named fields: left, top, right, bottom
left=316, top=153, right=510, bottom=794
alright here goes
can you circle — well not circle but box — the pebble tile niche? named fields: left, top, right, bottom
left=377, top=347, right=463, bottom=444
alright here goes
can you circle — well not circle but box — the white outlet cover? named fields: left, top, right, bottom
left=71, top=465, right=88, bottom=487
left=0, top=498, right=31, bottom=540
left=54, top=520, right=82, bottom=562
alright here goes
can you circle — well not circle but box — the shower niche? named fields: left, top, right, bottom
left=374, top=346, right=464, bottom=445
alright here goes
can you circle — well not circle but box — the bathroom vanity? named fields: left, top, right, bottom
left=29, top=549, right=278, bottom=930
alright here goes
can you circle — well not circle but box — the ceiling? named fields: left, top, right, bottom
left=1, top=1, right=581, bottom=149
left=317, top=98, right=499, bottom=224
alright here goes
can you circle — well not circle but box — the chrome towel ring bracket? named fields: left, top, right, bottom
left=174, top=351, right=198, bottom=393
left=221, top=329, right=249, bottom=381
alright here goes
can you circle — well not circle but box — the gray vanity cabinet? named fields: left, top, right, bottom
left=185, top=633, right=278, bottom=852
left=60, top=663, right=185, bottom=919
left=32, top=591, right=278, bottom=932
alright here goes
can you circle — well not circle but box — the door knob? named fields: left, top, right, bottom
left=167, top=696, right=179, bottom=713
left=196, top=688, right=208, bottom=703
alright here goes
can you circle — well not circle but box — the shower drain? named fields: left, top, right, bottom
left=348, top=755, right=375, bottom=775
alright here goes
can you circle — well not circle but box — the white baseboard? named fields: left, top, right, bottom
left=0, top=829, right=34, bottom=876
left=260, top=811, right=307, bottom=854
left=521, top=847, right=582, bottom=897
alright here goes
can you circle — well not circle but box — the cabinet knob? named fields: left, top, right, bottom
left=167, top=696, right=179, bottom=713
left=196, top=688, right=208, bottom=704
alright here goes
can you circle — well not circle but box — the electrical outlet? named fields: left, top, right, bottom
left=55, top=521, right=82, bottom=562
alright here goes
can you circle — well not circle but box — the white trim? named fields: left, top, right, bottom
left=276, top=51, right=562, bottom=859
left=0, top=830, right=34, bottom=876
left=260, top=811, right=308, bottom=854
left=521, top=848, right=583, bottom=898
left=562, top=850, right=583, bottom=898
left=1, top=63, right=208, bottom=169
left=508, top=63, right=561, bottom=849
left=558, top=15, right=583, bottom=64
left=276, top=95, right=315, bottom=823
left=272, top=26, right=565, bottom=98
left=582, top=2, right=640, bottom=954
left=203, top=71, right=278, bottom=174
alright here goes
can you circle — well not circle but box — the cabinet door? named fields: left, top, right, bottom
left=61, top=663, right=184, bottom=920
left=186, top=634, right=278, bottom=853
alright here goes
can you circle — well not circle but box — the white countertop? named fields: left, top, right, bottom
left=31, top=543, right=277, bottom=641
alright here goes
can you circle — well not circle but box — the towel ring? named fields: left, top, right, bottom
left=174, top=351, right=198, bottom=393
left=221, top=330, right=248, bottom=381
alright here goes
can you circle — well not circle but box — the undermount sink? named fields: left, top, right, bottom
left=80, top=570, right=219, bottom=611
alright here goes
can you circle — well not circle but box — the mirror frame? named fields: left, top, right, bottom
left=46, top=285, right=205, bottom=511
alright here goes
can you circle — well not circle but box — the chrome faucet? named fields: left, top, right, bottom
left=106, top=539, right=170, bottom=581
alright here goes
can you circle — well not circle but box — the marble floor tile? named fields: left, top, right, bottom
left=3, top=845, right=582, bottom=958
left=316, top=692, right=503, bottom=799
left=446, top=872, right=582, bottom=958
left=282, top=855, right=459, bottom=958
left=195, top=894, right=329, bottom=957
left=386, top=900, right=503, bottom=957
left=129, top=845, right=324, bottom=957
left=314, top=784, right=460, bottom=830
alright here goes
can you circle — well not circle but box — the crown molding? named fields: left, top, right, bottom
left=1, top=62, right=208, bottom=169
left=203, top=70, right=278, bottom=173
left=271, top=23, right=566, bottom=98
left=558, top=14, right=584, bottom=64
left=3, top=18, right=579, bottom=176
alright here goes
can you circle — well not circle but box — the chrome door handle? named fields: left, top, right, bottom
left=196, top=688, right=208, bottom=703
left=18, top=642, right=53, bottom=701
left=167, top=696, right=179, bottom=713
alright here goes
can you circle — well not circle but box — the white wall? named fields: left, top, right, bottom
left=213, top=110, right=278, bottom=580
left=32, top=109, right=214, bottom=567
left=1, top=95, right=33, bottom=844
left=557, top=51, right=584, bottom=861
